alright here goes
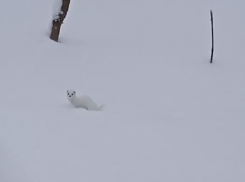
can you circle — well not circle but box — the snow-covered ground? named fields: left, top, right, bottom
left=0, top=0, right=245, bottom=181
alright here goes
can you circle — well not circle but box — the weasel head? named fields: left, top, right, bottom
left=67, top=90, right=76, bottom=99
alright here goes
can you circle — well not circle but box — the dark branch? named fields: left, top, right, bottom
left=210, top=10, right=214, bottom=63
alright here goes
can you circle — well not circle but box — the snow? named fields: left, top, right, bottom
left=52, top=0, right=62, bottom=19
left=0, top=0, right=245, bottom=182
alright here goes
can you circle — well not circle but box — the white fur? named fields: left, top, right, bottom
left=67, top=90, right=102, bottom=111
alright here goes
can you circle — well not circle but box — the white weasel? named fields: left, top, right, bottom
left=67, top=90, right=103, bottom=111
